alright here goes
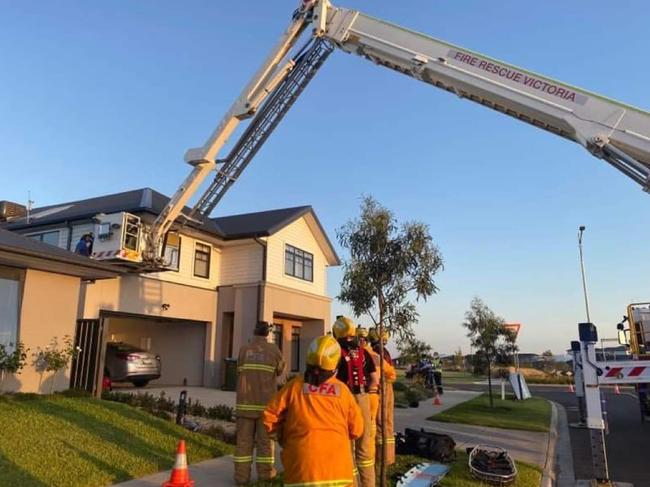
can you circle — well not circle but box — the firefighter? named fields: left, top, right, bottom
left=263, top=335, right=363, bottom=487
left=369, top=327, right=397, bottom=466
left=432, top=351, right=444, bottom=395
left=356, top=326, right=380, bottom=460
left=234, top=321, right=285, bottom=485
left=333, top=316, right=378, bottom=487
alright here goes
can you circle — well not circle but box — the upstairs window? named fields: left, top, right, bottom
left=163, top=233, right=181, bottom=271
left=284, top=245, right=313, bottom=282
left=194, top=242, right=211, bottom=278
left=28, top=230, right=60, bottom=247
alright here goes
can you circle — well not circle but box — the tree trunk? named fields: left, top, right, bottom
left=378, top=293, right=387, bottom=487
left=50, top=370, right=57, bottom=394
left=487, top=362, right=493, bottom=407
left=0, top=370, right=5, bottom=392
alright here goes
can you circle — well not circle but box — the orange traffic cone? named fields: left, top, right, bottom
left=569, top=383, right=575, bottom=393
left=433, top=393, right=442, bottom=406
left=614, top=384, right=621, bottom=395
left=163, top=440, right=194, bottom=487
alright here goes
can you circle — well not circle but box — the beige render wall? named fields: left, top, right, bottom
left=261, top=282, right=331, bottom=327
left=215, top=284, right=260, bottom=385
left=81, top=275, right=217, bottom=324
left=266, top=217, right=328, bottom=296
left=5, top=269, right=80, bottom=393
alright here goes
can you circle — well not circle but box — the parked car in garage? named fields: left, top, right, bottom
left=105, top=342, right=161, bottom=387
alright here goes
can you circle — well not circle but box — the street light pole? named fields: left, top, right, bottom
left=578, top=226, right=591, bottom=323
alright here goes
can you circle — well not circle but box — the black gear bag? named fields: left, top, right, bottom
left=396, top=428, right=457, bottom=463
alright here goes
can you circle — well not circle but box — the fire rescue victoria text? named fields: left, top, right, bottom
left=449, top=49, right=587, bottom=105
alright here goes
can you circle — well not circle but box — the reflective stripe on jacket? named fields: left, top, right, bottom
left=263, top=376, right=363, bottom=486
left=236, top=336, right=285, bottom=418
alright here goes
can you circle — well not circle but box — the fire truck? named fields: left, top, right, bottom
left=88, top=0, right=650, bottom=270
left=85, top=2, right=650, bottom=480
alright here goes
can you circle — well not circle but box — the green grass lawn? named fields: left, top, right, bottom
left=391, top=451, right=541, bottom=487
left=0, top=393, right=232, bottom=487
left=251, top=451, right=541, bottom=486
left=442, top=371, right=484, bottom=383
left=429, top=394, right=551, bottom=432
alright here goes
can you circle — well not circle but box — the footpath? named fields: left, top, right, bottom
left=395, top=390, right=548, bottom=468
left=115, top=389, right=555, bottom=486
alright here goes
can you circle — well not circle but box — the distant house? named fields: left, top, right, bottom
left=1, top=188, right=339, bottom=393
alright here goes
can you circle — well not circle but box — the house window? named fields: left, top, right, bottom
left=28, top=230, right=60, bottom=247
left=163, top=233, right=181, bottom=271
left=0, top=267, right=21, bottom=347
left=291, top=327, right=301, bottom=372
left=284, top=245, right=313, bottom=282
left=272, top=324, right=283, bottom=351
left=194, top=242, right=211, bottom=278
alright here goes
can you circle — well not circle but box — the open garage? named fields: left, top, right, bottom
left=103, top=312, right=208, bottom=387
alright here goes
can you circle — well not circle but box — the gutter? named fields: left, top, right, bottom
left=0, top=244, right=123, bottom=275
left=254, top=237, right=267, bottom=322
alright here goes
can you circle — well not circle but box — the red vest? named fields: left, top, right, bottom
left=341, top=347, right=366, bottom=391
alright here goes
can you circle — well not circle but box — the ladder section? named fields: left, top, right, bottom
left=192, top=38, right=334, bottom=218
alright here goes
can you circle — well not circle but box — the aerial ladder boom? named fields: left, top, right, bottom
left=319, top=4, right=650, bottom=186
left=144, top=2, right=320, bottom=265
left=143, top=0, right=650, bottom=267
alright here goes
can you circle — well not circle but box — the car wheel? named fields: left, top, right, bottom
left=132, top=379, right=149, bottom=388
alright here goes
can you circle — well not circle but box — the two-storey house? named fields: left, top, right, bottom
left=2, top=188, right=339, bottom=393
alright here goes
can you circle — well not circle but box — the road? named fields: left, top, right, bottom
left=448, top=381, right=649, bottom=485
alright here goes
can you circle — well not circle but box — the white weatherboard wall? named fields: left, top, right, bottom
left=147, top=234, right=221, bottom=290
left=220, top=243, right=263, bottom=285
left=266, top=217, right=327, bottom=296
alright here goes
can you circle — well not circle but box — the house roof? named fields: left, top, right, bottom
left=213, top=205, right=340, bottom=266
left=0, top=228, right=122, bottom=279
left=211, top=206, right=312, bottom=238
left=3, top=188, right=340, bottom=265
left=2, top=188, right=221, bottom=235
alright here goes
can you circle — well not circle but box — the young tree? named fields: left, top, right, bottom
left=398, top=338, right=433, bottom=366
left=541, top=349, right=554, bottom=371
left=453, top=347, right=465, bottom=371
left=33, top=335, right=78, bottom=394
left=0, top=342, right=28, bottom=391
left=462, top=298, right=518, bottom=407
left=337, top=195, right=443, bottom=486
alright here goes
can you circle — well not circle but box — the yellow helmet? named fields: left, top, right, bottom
left=356, top=326, right=369, bottom=338
left=306, top=335, right=341, bottom=371
left=368, top=327, right=389, bottom=342
left=332, top=316, right=356, bottom=339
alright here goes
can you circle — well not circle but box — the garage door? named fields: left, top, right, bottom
left=107, top=316, right=206, bottom=386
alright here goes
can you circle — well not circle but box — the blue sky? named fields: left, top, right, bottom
left=2, top=1, right=650, bottom=355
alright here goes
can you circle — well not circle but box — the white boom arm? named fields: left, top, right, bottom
left=144, top=2, right=315, bottom=264
left=320, top=3, right=650, bottom=182
left=145, top=0, right=650, bottom=267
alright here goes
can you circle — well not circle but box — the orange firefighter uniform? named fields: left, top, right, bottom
left=357, top=327, right=380, bottom=460
left=374, top=340, right=397, bottom=466
left=334, top=317, right=377, bottom=487
left=263, top=336, right=364, bottom=487
left=234, top=333, right=285, bottom=485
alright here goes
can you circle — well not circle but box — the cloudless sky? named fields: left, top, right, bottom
left=2, top=1, right=650, bottom=355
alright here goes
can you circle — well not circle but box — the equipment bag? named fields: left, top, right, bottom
left=397, top=428, right=457, bottom=463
